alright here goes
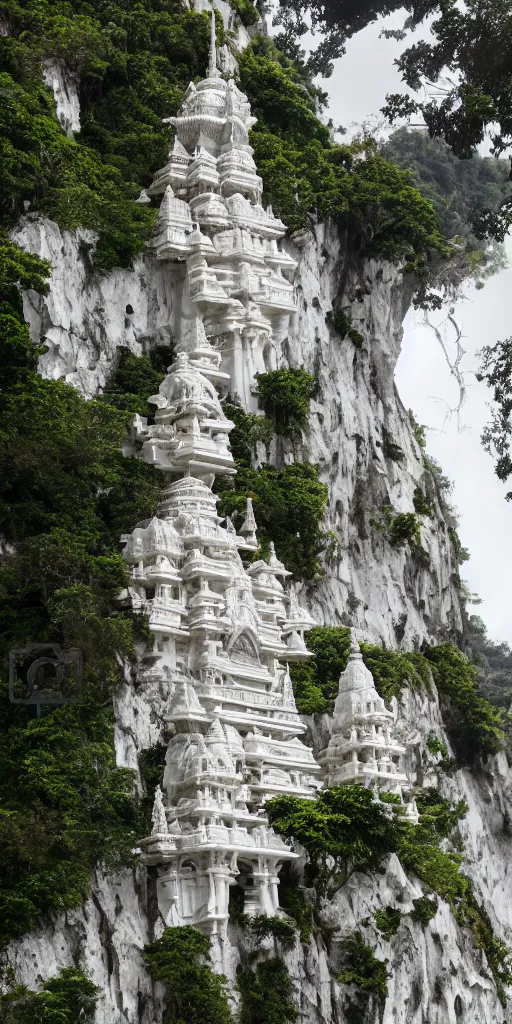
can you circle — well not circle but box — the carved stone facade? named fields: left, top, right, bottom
left=145, top=12, right=296, bottom=411
left=124, top=17, right=415, bottom=938
left=124, top=17, right=320, bottom=937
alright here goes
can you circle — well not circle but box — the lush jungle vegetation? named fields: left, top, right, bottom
left=0, top=247, right=166, bottom=947
left=0, top=967, right=98, bottom=1024
left=268, top=784, right=512, bottom=1004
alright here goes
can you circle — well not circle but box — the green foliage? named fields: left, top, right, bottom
left=0, top=265, right=166, bottom=945
left=408, top=410, right=426, bottom=449
left=269, top=781, right=512, bottom=1003
left=413, top=486, right=433, bottom=517
left=272, top=0, right=402, bottom=77
left=0, top=236, right=51, bottom=388
left=237, top=958, right=298, bottom=1024
left=0, top=687, right=140, bottom=948
left=267, top=786, right=402, bottom=894
left=455, top=895, right=512, bottom=1005
left=326, top=307, right=363, bottom=347
left=289, top=625, right=431, bottom=714
left=359, top=644, right=432, bottom=702
left=374, top=907, right=401, bottom=940
left=0, top=234, right=51, bottom=306
left=478, top=337, right=512, bottom=494
left=372, top=503, right=430, bottom=566
left=290, top=629, right=504, bottom=762
left=382, top=3, right=512, bottom=170
left=448, top=526, right=470, bottom=565
left=464, top=614, right=512, bottom=709
left=276, top=2, right=512, bottom=240
left=424, top=644, right=505, bottom=763
left=372, top=505, right=425, bottom=552
left=382, top=128, right=509, bottom=294
left=426, top=734, right=449, bottom=759
left=425, top=732, right=457, bottom=775
left=249, top=915, right=297, bottom=949
left=228, top=0, right=259, bottom=26
left=0, top=967, right=98, bottom=1024
left=223, top=402, right=273, bottom=468
left=99, top=346, right=168, bottom=418
left=142, top=926, right=232, bottom=1024
left=0, top=0, right=217, bottom=270
left=216, top=461, right=328, bottom=581
left=239, top=40, right=448, bottom=276
left=255, top=368, right=316, bottom=438
left=0, top=68, right=156, bottom=273
left=410, top=895, right=438, bottom=926
left=338, top=933, right=389, bottom=1000
left=277, top=864, right=313, bottom=943
left=289, top=625, right=351, bottom=713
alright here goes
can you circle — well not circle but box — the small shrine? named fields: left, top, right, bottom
left=320, top=631, right=418, bottom=819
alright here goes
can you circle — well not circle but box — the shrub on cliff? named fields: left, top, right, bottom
left=0, top=967, right=99, bottom=1024
left=143, top=927, right=232, bottom=1024
left=216, top=461, right=328, bottom=581
left=255, top=368, right=316, bottom=439
left=237, top=959, right=298, bottom=1024
left=267, top=783, right=512, bottom=1003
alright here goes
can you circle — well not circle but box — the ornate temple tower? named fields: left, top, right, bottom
left=126, top=16, right=417, bottom=938
left=124, top=15, right=321, bottom=937
left=146, top=10, right=296, bottom=410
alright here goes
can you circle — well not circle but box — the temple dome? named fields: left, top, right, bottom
left=158, top=476, right=220, bottom=520
left=150, top=353, right=227, bottom=422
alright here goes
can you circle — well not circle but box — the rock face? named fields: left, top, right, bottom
left=7, top=31, right=512, bottom=1024
left=15, top=214, right=462, bottom=649
left=279, top=223, right=463, bottom=649
left=42, top=59, right=80, bottom=136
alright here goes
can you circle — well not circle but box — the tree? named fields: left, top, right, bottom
left=0, top=967, right=98, bottom=1024
left=381, top=128, right=510, bottom=294
left=266, top=785, right=402, bottom=893
left=478, top=337, right=512, bottom=496
left=273, top=0, right=404, bottom=75
left=142, top=927, right=232, bottom=1024
left=277, top=1, right=512, bottom=238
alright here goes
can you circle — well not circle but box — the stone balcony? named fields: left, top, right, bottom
left=329, top=758, right=409, bottom=787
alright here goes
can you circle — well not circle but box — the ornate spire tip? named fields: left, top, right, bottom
left=209, top=8, right=218, bottom=77
left=349, top=628, right=362, bottom=659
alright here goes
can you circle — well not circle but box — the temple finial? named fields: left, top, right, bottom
left=209, top=8, right=218, bottom=78
left=349, top=627, right=362, bottom=660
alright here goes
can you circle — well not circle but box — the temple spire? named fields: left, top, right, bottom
left=208, top=8, right=218, bottom=78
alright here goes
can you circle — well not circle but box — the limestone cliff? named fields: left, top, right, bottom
left=5, top=21, right=511, bottom=1024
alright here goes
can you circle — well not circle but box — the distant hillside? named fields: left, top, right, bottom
left=464, top=615, right=512, bottom=709
left=382, top=128, right=511, bottom=289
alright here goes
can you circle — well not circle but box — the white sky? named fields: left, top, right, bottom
left=310, top=11, right=512, bottom=645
